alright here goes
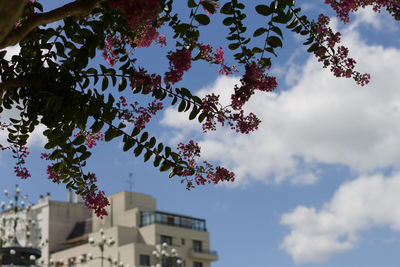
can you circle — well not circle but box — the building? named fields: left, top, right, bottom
left=31, top=191, right=218, bottom=267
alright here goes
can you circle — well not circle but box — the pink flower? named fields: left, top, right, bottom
left=164, top=48, right=192, bottom=85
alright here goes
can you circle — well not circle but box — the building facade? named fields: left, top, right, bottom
left=32, top=191, right=218, bottom=267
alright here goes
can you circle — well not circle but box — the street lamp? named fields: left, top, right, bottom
left=152, top=242, right=182, bottom=267
left=0, top=185, right=41, bottom=266
left=88, top=228, right=116, bottom=267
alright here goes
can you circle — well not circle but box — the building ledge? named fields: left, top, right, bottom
left=189, top=249, right=218, bottom=262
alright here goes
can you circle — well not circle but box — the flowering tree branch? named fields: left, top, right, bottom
left=0, top=0, right=102, bottom=50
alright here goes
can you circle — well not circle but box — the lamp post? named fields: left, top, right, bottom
left=0, top=185, right=41, bottom=266
left=88, top=228, right=116, bottom=267
left=152, top=243, right=182, bottom=267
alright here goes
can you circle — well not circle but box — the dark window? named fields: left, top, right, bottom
left=161, top=235, right=172, bottom=245
left=193, top=240, right=202, bottom=252
left=181, top=238, right=185, bottom=245
left=140, top=255, right=150, bottom=266
left=193, top=262, right=203, bottom=267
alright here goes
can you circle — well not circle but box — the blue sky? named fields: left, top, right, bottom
left=2, top=1, right=400, bottom=266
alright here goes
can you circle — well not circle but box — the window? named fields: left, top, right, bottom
left=193, top=262, right=203, bottom=267
left=140, top=255, right=150, bottom=266
left=193, top=240, right=202, bottom=252
left=181, top=238, right=185, bottom=245
left=161, top=235, right=172, bottom=245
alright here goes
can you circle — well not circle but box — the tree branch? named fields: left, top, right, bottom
left=0, top=79, right=29, bottom=104
left=0, top=0, right=102, bottom=50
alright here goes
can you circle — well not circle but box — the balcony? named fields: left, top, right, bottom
left=140, top=211, right=207, bottom=232
left=189, top=248, right=219, bottom=261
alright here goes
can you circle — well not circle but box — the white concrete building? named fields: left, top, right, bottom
left=32, top=191, right=218, bottom=267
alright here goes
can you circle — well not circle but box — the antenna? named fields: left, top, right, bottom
left=126, top=173, right=135, bottom=206
left=126, top=172, right=134, bottom=192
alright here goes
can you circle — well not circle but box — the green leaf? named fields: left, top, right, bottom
left=307, top=42, right=319, bottom=53
left=228, top=43, right=240, bottom=50
left=255, top=5, right=272, bottom=16
left=175, top=23, right=191, bottom=33
left=123, top=138, right=136, bottom=151
left=159, top=160, right=172, bottom=172
left=165, top=146, right=171, bottom=157
left=143, top=150, right=152, bottom=162
left=198, top=112, right=207, bottom=123
left=195, top=14, right=210, bottom=25
left=223, top=17, right=234, bottom=26
left=153, top=155, right=162, bottom=167
left=157, top=143, right=164, bottom=153
left=201, top=1, right=215, bottom=14
left=140, top=132, right=149, bottom=143
left=131, top=127, right=140, bottom=136
left=118, top=78, right=127, bottom=92
left=90, top=121, right=104, bottom=133
left=187, top=0, right=196, bottom=8
left=178, top=100, right=186, bottom=112
left=169, top=169, right=176, bottom=178
left=253, top=27, right=267, bottom=37
left=72, top=135, right=86, bottom=146
left=267, top=36, right=283, bottom=48
left=287, top=18, right=298, bottom=29
left=271, top=26, right=283, bottom=38
left=189, top=106, right=200, bottom=120
left=134, top=145, right=144, bottom=157
left=220, top=2, right=233, bottom=14
left=102, top=77, right=109, bottom=91
left=148, top=137, right=156, bottom=148
left=272, top=14, right=289, bottom=24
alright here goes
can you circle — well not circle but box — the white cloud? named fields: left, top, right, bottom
left=160, top=14, right=400, bottom=186
left=1, top=44, right=21, bottom=61
left=351, top=6, right=398, bottom=31
left=280, top=173, right=400, bottom=263
left=0, top=109, right=47, bottom=148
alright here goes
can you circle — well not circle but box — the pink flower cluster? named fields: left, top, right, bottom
left=108, top=0, right=162, bottom=48
left=74, top=130, right=104, bottom=149
left=14, top=146, right=31, bottom=179
left=80, top=174, right=109, bottom=218
left=14, top=166, right=31, bottom=179
left=176, top=140, right=235, bottom=186
left=41, top=153, right=63, bottom=183
left=199, top=44, right=233, bottom=75
left=130, top=68, right=162, bottom=92
left=46, top=165, right=62, bottom=184
left=314, top=14, right=370, bottom=86
left=156, top=34, right=167, bottom=47
left=102, top=35, right=122, bottom=66
left=199, top=63, right=276, bottom=134
left=231, top=62, right=277, bottom=110
left=164, top=48, right=192, bottom=85
left=135, top=101, right=164, bottom=130
left=118, top=97, right=164, bottom=130
left=325, top=0, right=400, bottom=23
left=231, top=111, right=261, bottom=134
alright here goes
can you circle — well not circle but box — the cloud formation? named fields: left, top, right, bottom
left=280, top=173, right=400, bottom=263
left=161, top=11, right=400, bottom=186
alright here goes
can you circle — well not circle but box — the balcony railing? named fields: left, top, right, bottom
left=191, top=248, right=218, bottom=255
left=140, top=211, right=207, bottom=231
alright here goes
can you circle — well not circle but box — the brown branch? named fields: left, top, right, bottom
left=0, top=0, right=102, bottom=50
